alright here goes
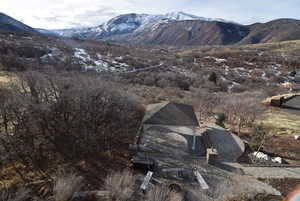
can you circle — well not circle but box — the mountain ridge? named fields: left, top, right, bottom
left=46, top=13, right=300, bottom=46
left=49, top=11, right=236, bottom=40
left=0, top=12, right=37, bottom=33
left=1, top=12, right=300, bottom=46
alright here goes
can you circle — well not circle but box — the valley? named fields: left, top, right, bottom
left=0, top=10, right=300, bottom=201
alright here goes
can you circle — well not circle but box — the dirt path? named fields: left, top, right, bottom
left=242, top=167, right=300, bottom=179
left=228, top=163, right=300, bottom=179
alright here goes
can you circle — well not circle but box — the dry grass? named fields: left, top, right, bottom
left=245, top=40, right=300, bottom=52
left=0, top=72, right=17, bottom=84
left=53, top=171, right=83, bottom=201
left=146, top=186, right=183, bottom=201
left=0, top=163, right=30, bottom=190
left=185, top=189, right=211, bottom=201
left=263, top=108, right=300, bottom=135
left=104, top=170, right=135, bottom=201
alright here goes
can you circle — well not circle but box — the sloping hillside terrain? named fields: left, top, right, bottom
left=239, top=19, right=300, bottom=44
left=48, top=13, right=300, bottom=46
left=0, top=29, right=300, bottom=199
left=1, top=32, right=300, bottom=93
left=2, top=11, right=300, bottom=46
left=107, top=20, right=249, bottom=46
left=0, top=12, right=37, bottom=33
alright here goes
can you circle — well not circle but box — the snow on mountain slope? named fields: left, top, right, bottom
left=164, top=11, right=217, bottom=21
left=48, top=12, right=234, bottom=40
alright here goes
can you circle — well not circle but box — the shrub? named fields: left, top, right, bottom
left=208, top=72, right=217, bottom=84
left=0, top=71, right=144, bottom=181
left=104, top=170, right=135, bottom=201
left=146, top=186, right=183, bottom=201
left=53, top=171, right=83, bottom=201
left=218, top=93, right=264, bottom=135
left=215, top=113, right=226, bottom=128
left=191, top=88, right=221, bottom=120
left=249, top=124, right=267, bottom=151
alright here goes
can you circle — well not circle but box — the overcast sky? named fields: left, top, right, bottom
left=2, top=0, right=300, bottom=29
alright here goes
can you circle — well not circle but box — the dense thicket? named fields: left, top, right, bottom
left=0, top=72, right=144, bottom=183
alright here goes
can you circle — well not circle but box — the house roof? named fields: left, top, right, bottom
left=143, top=102, right=199, bottom=126
left=282, top=95, right=300, bottom=113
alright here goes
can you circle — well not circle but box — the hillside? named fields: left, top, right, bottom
left=47, top=13, right=300, bottom=46
left=0, top=12, right=37, bottom=33
left=110, top=18, right=300, bottom=46
left=0, top=29, right=300, bottom=199
left=239, top=19, right=300, bottom=44
left=107, top=20, right=249, bottom=46
left=50, top=11, right=233, bottom=40
left=1, top=12, right=300, bottom=47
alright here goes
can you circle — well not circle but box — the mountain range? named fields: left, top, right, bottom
left=1, top=11, right=300, bottom=46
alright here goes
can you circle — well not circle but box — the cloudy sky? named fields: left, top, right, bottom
left=2, top=0, right=300, bottom=29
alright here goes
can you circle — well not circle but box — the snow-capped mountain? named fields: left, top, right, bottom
left=48, top=12, right=235, bottom=40
left=163, top=11, right=233, bottom=23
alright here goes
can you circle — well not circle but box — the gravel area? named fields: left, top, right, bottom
left=241, top=167, right=300, bottom=179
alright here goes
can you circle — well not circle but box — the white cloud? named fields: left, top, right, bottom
left=1, top=0, right=300, bottom=29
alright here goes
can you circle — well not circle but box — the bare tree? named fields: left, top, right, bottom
left=219, top=93, right=264, bottom=135
left=0, top=71, right=144, bottom=184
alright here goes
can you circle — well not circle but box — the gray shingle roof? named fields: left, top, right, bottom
left=143, top=102, right=199, bottom=126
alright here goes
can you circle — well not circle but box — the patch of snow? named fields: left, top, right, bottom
left=73, top=48, right=129, bottom=72
left=257, top=52, right=264, bottom=57
left=110, top=23, right=137, bottom=32
left=274, top=70, right=282, bottom=76
left=146, top=19, right=170, bottom=32
left=164, top=11, right=237, bottom=24
left=253, top=152, right=270, bottom=161
left=281, top=82, right=293, bottom=89
left=215, top=58, right=227, bottom=63
left=245, top=61, right=254, bottom=66
left=40, top=47, right=62, bottom=63
left=261, top=71, right=269, bottom=81
left=252, top=152, right=283, bottom=164
left=74, top=48, right=91, bottom=62
left=271, top=157, right=283, bottom=164
left=204, top=56, right=227, bottom=63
